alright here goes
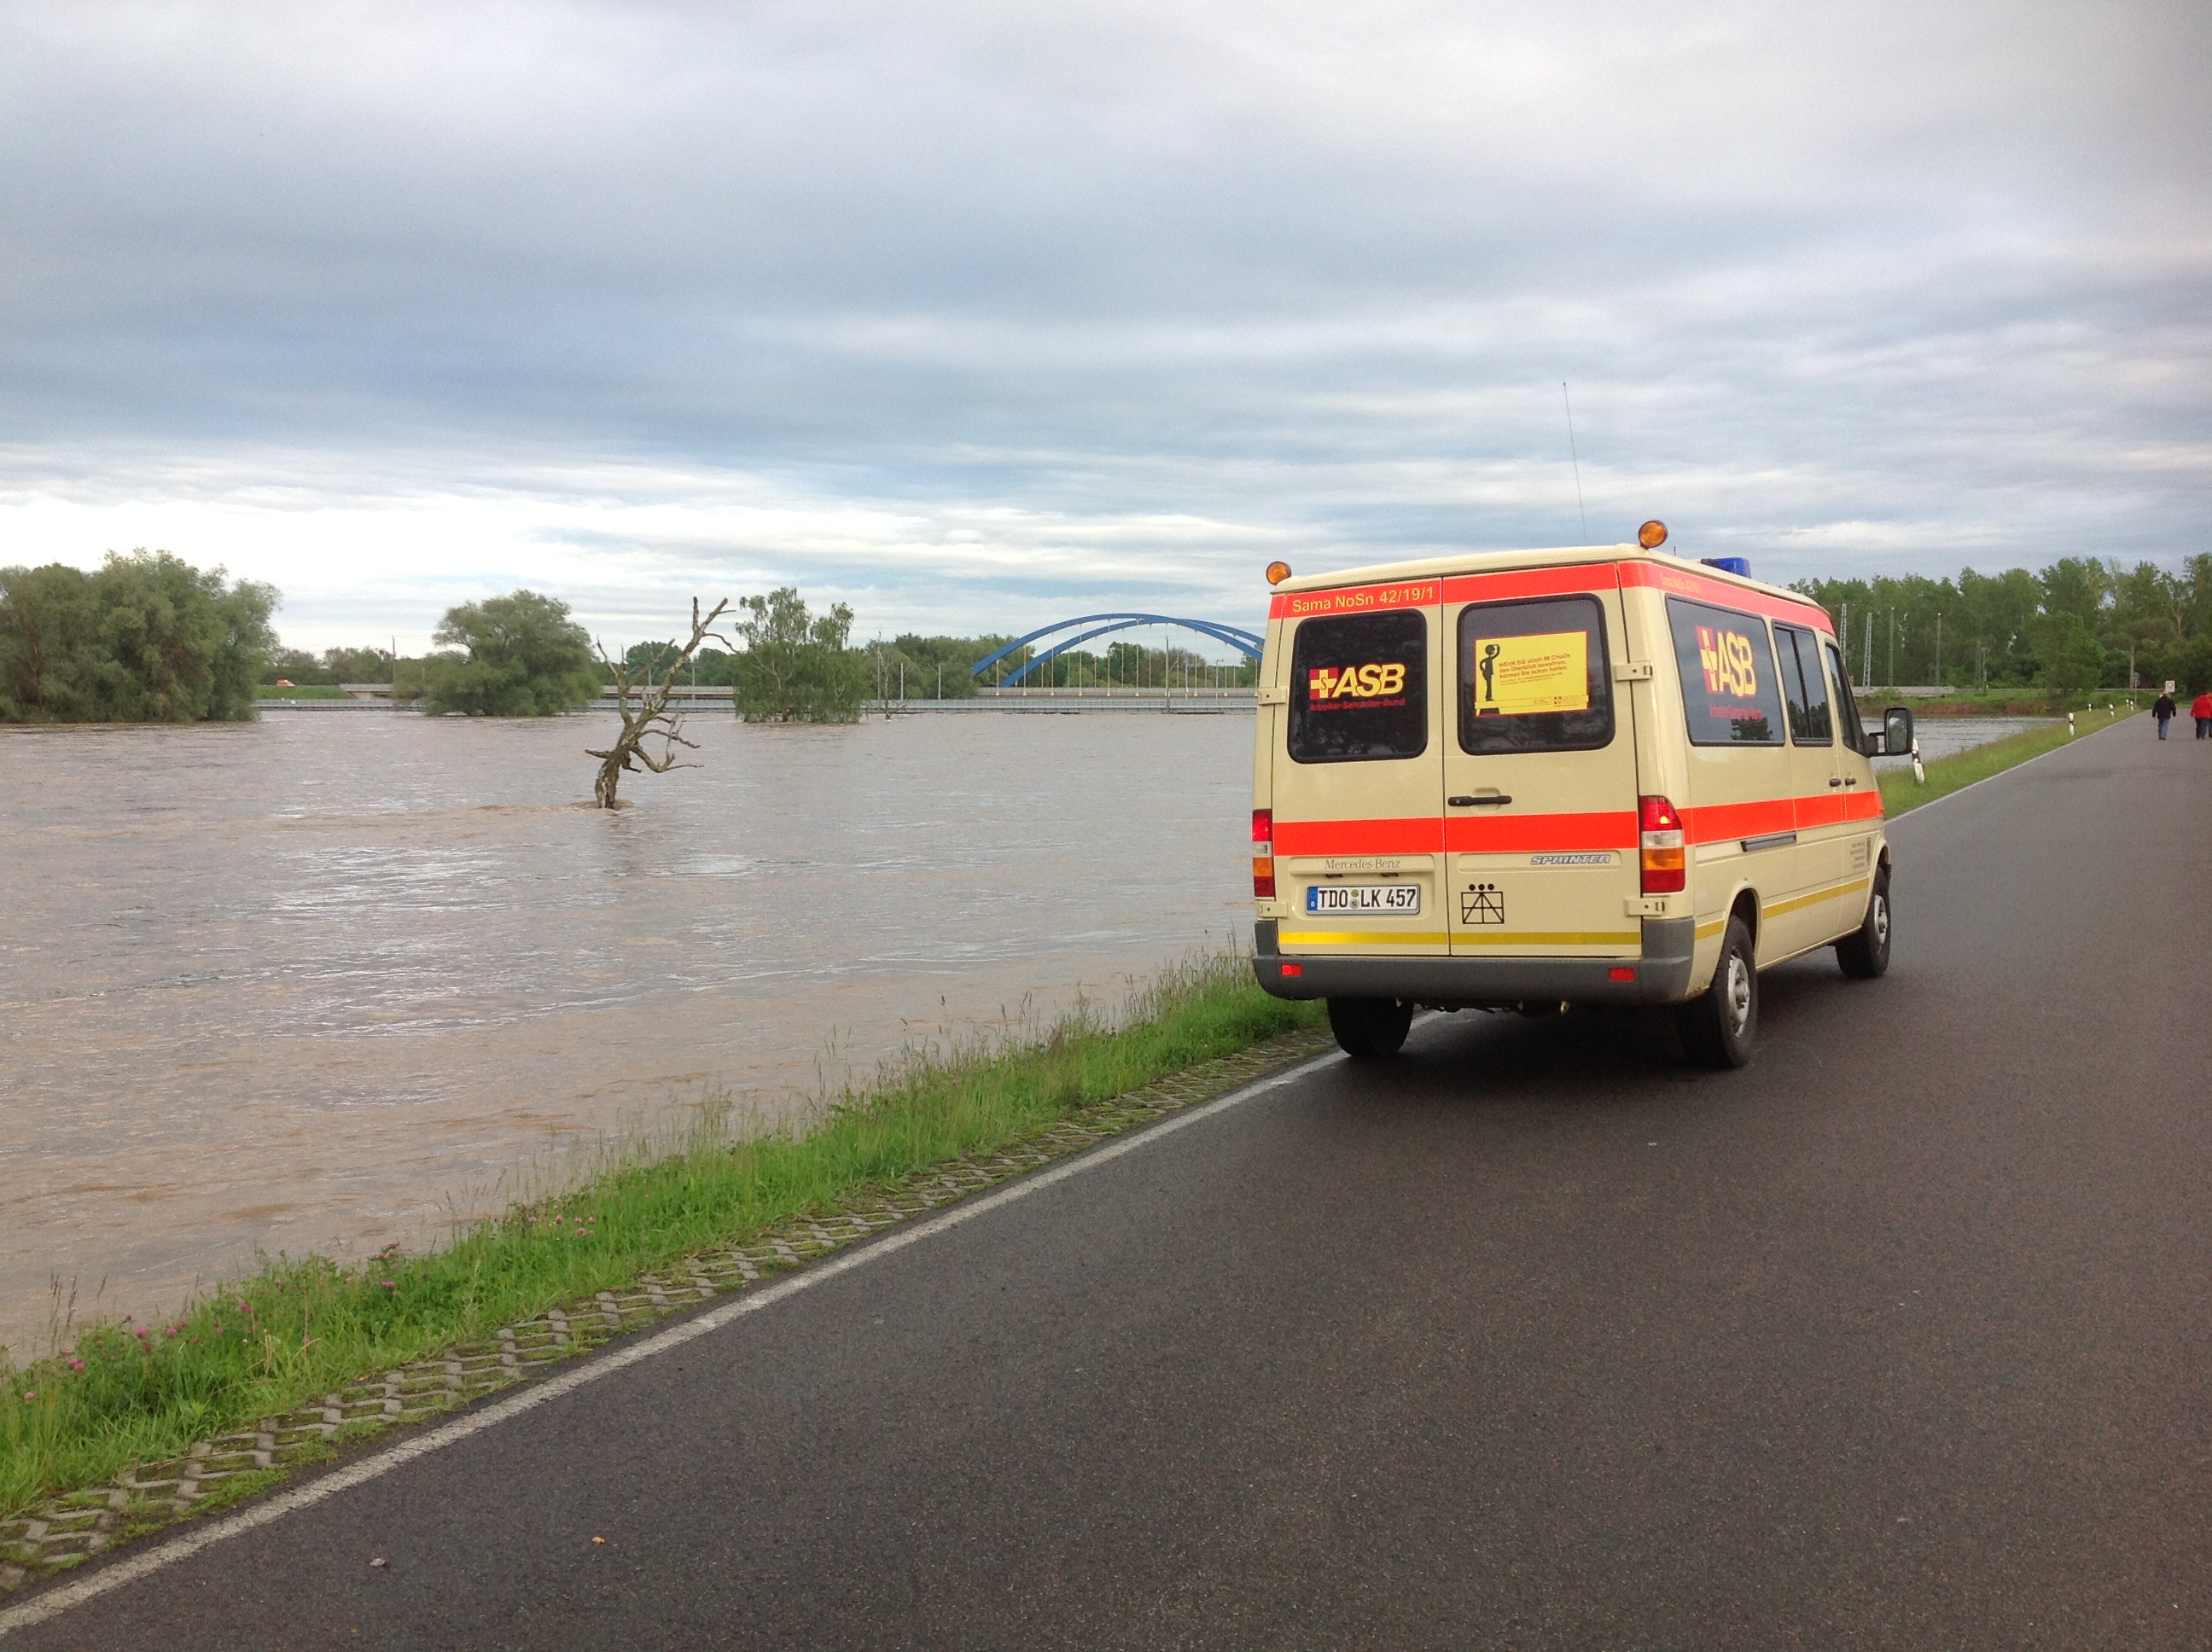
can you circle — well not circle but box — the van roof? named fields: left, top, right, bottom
left=1273, top=543, right=1824, bottom=617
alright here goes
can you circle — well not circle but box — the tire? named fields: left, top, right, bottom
left=1836, top=863, right=1892, bottom=979
left=1326, top=997, right=1414, bottom=1059
left=1677, top=915, right=1757, bottom=1069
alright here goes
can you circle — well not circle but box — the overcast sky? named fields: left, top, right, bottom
left=2, top=0, right=2206, bottom=654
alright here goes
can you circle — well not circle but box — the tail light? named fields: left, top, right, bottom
left=1639, top=794, right=1685, bottom=893
left=1252, top=807, right=1276, bottom=898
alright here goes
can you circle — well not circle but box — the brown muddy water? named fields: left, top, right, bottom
left=0, top=710, right=1256, bottom=1361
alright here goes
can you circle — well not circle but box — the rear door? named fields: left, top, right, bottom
left=1271, top=580, right=1447, bottom=957
left=1441, top=567, right=1642, bottom=959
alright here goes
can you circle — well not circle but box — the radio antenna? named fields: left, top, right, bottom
left=1561, top=382, right=1589, bottom=542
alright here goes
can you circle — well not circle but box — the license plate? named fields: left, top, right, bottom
left=1305, top=883, right=1421, bottom=915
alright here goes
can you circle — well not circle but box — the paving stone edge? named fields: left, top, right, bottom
left=0, top=1025, right=1335, bottom=1594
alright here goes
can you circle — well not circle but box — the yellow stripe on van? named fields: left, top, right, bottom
left=1760, top=877, right=1871, bottom=920
left=1278, top=931, right=1452, bottom=947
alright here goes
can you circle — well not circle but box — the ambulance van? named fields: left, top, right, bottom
left=1249, top=525, right=1912, bottom=1067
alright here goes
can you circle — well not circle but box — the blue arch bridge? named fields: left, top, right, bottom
left=969, top=614, right=1264, bottom=687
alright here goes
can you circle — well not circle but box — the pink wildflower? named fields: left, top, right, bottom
left=67, top=1358, right=85, bottom=1372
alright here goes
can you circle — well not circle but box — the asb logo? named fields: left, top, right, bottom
left=1695, top=625, right=1759, bottom=699
left=1307, top=662, right=1406, bottom=700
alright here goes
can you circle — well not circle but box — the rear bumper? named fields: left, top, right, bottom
left=1252, top=917, right=1700, bottom=1008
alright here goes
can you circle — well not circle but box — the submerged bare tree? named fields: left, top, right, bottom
left=587, top=597, right=732, bottom=808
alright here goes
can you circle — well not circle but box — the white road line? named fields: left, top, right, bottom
left=0, top=1049, right=1341, bottom=1639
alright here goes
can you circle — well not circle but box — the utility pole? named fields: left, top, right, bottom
left=1935, top=614, right=1942, bottom=684
left=1862, top=611, right=1874, bottom=689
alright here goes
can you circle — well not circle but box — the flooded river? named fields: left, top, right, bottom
left=0, top=710, right=1256, bottom=1361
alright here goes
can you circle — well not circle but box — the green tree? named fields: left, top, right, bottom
left=1954, top=567, right=2042, bottom=686
left=2029, top=612, right=2104, bottom=704
left=420, top=590, right=601, bottom=716
left=615, top=639, right=736, bottom=688
left=0, top=562, right=102, bottom=718
left=321, top=646, right=394, bottom=683
left=0, top=551, right=276, bottom=723
left=261, top=648, right=334, bottom=685
left=733, top=588, right=867, bottom=722
left=2037, top=556, right=2112, bottom=625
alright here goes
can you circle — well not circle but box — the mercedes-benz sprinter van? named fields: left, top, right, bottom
left=1249, top=530, right=1910, bottom=1067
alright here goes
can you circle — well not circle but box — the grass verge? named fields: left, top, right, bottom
left=1, top=953, right=1323, bottom=1519
left=1879, top=706, right=2133, bottom=818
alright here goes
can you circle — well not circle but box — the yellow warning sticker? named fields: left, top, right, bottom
left=1472, top=631, right=1589, bottom=716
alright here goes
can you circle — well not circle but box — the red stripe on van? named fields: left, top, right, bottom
left=1273, top=817, right=1446, bottom=855
left=1682, top=799, right=1796, bottom=843
left=1793, top=793, right=1853, bottom=829
left=1277, top=796, right=1878, bottom=857
left=1268, top=579, right=1442, bottom=620
left=1616, top=562, right=1835, bottom=632
left=1443, top=811, right=1637, bottom=852
left=1440, top=565, right=1621, bottom=605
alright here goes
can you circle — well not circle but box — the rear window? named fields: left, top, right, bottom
left=1457, top=596, right=1615, bottom=754
left=1288, top=610, right=1428, bottom=763
left=1666, top=597, right=1784, bottom=747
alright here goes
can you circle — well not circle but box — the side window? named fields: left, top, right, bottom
left=1666, top=597, right=1785, bottom=747
left=1824, top=639, right=1866, bottom=754
left=1457, top=596, right=1614, bottom=754
left=1287, top=611, right=1428, bottom=763
left=1775, top=624, right=1833, bottom=746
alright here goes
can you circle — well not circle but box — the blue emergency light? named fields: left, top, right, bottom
left=1700, top=556, right=1752, bottom=578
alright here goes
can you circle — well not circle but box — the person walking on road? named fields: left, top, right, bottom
left=2192, top=689, right=2212, bottom=740
left=2154, top=690, right=2176, bottom=739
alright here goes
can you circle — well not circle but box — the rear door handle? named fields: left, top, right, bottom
left=1448, top=794, right=1513, bottom=807
left=1829, top=777, right=1844, bottom=788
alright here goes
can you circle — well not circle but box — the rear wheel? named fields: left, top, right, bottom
left=1678, top=916, right=1757, bottom=1068
left=1326, top=997, right=1413, bottom=1059
left=1836, top=864, right=1892, bottom=979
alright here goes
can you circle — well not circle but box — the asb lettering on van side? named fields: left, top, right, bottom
left=1306, top=661, right=1406, bottom=702
left=1696, top=625, right=1760, bottom=698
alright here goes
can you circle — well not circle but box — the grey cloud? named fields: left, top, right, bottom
left=2, top=0, right=2208, bottom=632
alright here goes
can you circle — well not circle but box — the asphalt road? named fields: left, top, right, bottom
left=11, top=718, right=2211, bottom=1649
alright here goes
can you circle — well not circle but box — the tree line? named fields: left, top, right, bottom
left=1792, top=555, right=2212, bottom=699
left=16, top=547, right=2202, bottom=728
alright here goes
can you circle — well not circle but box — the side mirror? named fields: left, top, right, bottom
left=1882, top=706, right=1915, bottom=756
